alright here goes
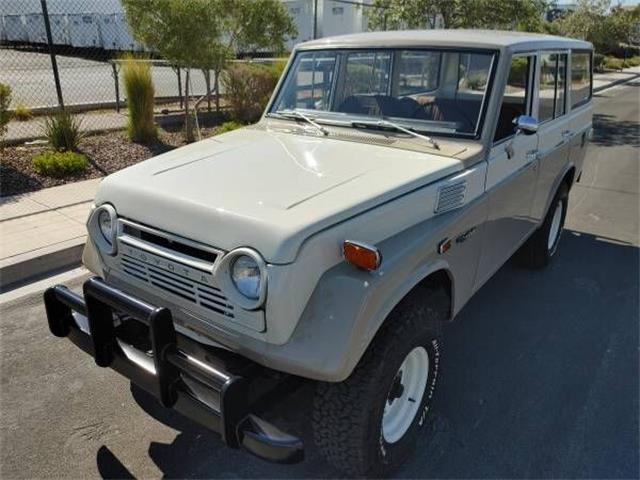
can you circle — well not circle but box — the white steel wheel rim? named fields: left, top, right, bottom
left=382, top=346, right=429, bottom=444
left=548, top=202, right=564, bottom=251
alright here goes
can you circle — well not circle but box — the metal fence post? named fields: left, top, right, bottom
left=110, top=61, right=120, bottom=113
left=40, top=0, right=64, bottom=110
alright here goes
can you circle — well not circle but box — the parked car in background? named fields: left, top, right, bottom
left=44, top=30, right=593, bottom=477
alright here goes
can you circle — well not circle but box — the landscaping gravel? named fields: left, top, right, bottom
left=1, top=128, right=217, bottom=197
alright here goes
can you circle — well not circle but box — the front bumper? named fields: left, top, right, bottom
left=44, top=276, right=303, bottom=464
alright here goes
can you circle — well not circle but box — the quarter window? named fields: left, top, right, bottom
left=494, top=56, right=533, bottom=142
left=571, top=52, right=592, bottom=108
left=539, top=53, right=568, bottom=122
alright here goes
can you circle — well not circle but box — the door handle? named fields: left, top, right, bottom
left=561, top=130, right=572, bottom=139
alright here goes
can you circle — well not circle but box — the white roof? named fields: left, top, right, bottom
left=297, top=29, right=592, bottom=52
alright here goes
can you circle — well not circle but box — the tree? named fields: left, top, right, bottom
left=556, top=1, right=640, bottom=53
left=122, top=0, right=295, bottom=140
left=367, top=0, right=548, bottom=32
left=555, top=0, right=610, bottom=51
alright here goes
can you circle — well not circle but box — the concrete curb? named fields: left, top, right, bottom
left=0, top=237, right=86, bottom=293
left=593, top=71, right=640, bottom=93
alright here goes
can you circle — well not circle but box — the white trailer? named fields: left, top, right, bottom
left=68, top=13, right=100, bottom=48
left=98, top=13, right=119, bottom=50
left=24, top=13, right=47, bottom=44
left=50, top=13, right=70, bottom=45
left=283, top=0, right=373, bottom=50
left=4, top=14, right=27, bottom=43
left=283, top=0, right=315, bottom=50
left=99, top=13, right=137, bottom=51
left=318, top=0, right=370, bottom=38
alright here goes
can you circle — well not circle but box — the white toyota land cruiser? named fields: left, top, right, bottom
left=45, top=30, right=593, bottom=476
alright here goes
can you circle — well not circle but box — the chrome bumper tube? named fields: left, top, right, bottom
left=43, top=277, right=303, bottom=464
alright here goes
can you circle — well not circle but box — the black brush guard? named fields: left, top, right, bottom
left=44, top=276, right=303, bottom=464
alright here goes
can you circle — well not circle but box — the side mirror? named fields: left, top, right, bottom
left=514, top=115, right=538, bottom=135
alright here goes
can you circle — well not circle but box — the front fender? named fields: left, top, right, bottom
left=262, top=194, right=487, bottom=382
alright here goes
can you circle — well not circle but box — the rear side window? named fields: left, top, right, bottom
left=538, top=52, right=568, bottom=122
left=571, top=52, right=592, bottom=108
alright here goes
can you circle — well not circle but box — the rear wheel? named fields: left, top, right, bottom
left=518, top=182, right=569, bottom=268
left=312, top=285, right=447, bottom=477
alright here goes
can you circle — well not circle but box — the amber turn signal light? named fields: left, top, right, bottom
left=343, top=240, right=381, bottom=271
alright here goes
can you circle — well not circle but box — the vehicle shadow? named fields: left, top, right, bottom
left=96, top=230, right=639, bottom=479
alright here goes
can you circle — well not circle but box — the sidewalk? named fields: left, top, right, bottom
left=593, top=65, right=640, bottom=92
left=1, top=66, right=638, bottom=290
left=0, top=178, right=100, bottom=290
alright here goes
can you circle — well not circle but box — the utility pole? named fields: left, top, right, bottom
left=313, top=0, right=319, bottom=39
left=41, top=0, right=64, bottom=110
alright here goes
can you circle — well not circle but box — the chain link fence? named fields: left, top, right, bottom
left=0, top=0, right=384, bottom=143
left=0, top=0, right=211, bottom=142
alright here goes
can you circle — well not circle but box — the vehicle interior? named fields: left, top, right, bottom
left=271, top=48, right=497, bottom=136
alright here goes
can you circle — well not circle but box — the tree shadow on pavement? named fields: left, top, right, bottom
left=592, top=113, right=640, bottom=148
left=97, top=230, right=639, bottom=479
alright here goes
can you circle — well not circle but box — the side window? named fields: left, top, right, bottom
left=538, top=52, right=568, bottom=122
left=556, top=54, right=567, bottom=117
left=494, top=56, right=533, bottom=143
left=571, top=52, right=592, bottom=108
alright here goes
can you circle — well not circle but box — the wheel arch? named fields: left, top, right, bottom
left=542, top=163, right=576, bottom=220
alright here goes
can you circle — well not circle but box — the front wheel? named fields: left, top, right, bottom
left=312, top=286, right=447, bottom=477
left=518, top=182, right=569, bottom=269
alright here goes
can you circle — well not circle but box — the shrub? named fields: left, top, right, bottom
left=43, top=110, right=82, bottom=151
left=122, top=57, right=157, bottom=142
left=603, top=56, right=624, bottom=71
left=222, top=63, right=280, bottom=123
left=624, top=55, right=640, bottom=67
left=0, top=83, right=11, bottom=146
left=593, top=53, right=605, bottom=72
left=32, top=150, right=88, bottom=177
left=216, top=121, right=244, bottom=135
left=13, top=102, right=32, bottom=121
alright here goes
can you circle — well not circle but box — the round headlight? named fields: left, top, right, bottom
left=231, top=255, right=261, bottom=299
left=98, top=209, right=113, bottom=245
left=88, top=204, right=117, bottom=255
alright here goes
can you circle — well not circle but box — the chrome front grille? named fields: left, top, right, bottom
left=119, top=253, right=235, bottom=318
left=114, top=219, right=234, bottom=319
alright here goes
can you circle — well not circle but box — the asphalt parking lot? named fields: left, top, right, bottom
left=0, top=49, right=208, bottom=108
left=0, top=81, right=638, bottom=479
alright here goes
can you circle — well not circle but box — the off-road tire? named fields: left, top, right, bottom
left=518, top=182, right=569, bottom=269
left=312, top=285, right=448, bottom=477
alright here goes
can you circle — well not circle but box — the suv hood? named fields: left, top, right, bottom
left=95, top=127, right=462, bottom=263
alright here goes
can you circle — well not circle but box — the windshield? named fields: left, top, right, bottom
left=269, top=48, right=497, bottom=137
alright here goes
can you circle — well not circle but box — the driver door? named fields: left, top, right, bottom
left=475, top=54, right=539, bottom=288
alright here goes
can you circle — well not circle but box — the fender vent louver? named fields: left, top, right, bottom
left=435, top=180, right=467, bottom=214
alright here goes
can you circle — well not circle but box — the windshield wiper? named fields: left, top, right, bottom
left=272, top=109, right=329, bottom=136
left=352, top=118, right=440, bottom=150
